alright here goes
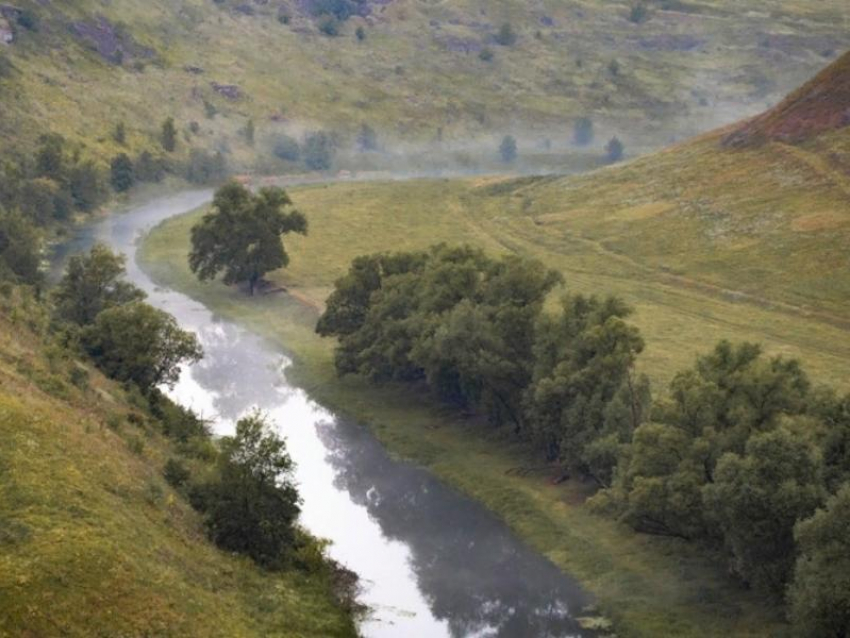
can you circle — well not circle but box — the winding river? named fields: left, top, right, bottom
left=53, top=189, right=596, bottom=638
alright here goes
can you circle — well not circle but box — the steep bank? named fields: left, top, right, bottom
left=0, top=290, right=357, bottom=636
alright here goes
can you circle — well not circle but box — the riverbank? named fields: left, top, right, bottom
left=140, top=204, right=786, bottom=637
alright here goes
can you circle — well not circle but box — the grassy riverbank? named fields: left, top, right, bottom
left=140, top=194, right=790, bottom=637
left=0, top=291, right=356, bottom=637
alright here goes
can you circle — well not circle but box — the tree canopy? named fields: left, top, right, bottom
left=189, top=182, right=307, bottom=295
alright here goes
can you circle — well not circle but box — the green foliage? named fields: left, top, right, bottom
left=81, top=301, right=203, bottom=391
left=16, top=9, right=39, bottom=31
left=161, top=117, right=178, bottom=153
left=606, top=136, right=624, bottom=163
left=185, top=149, right=227, bottom=185
left=134, top=151, right=166, bottom=183
left=243, top=118, right=255, bottom=146
left=788, top=485, right=850, bottom=637
left=193, top=412, right=301, bottom=569
left=524, top=295, right=644, bottom=473
left=703, top=428, right=825, bottom=594
left=479, top=48, right=494, bottom=62
left=189, top=182, right=308, bottom=295
left=302, top=131, right=335, bottom=171
left=273, top=135, right=301, bottom=162
left=494, top=22, right=517, bottom=47
left=113, top=121, right=127, bottom=145
left=149, top=389, right=210, bottom=443
left=318, top=15, right=340, bottom=37
left=355, top=25, right=366, bottom=41
left=629, top=4, right=650, bottom=24
left=319, top=245, right=565, bottom=429
left=573, top=117, right=594, bottom=146
left=356, top=124, right=378, bottom=152
left=110, top=153, right=135, bottom=192
left=164, top=457, right=191, bottom=488
left=69, top=160, right=106, bottom=212
left=0, top=209, right=42, bottom=286
left=499, top=135, right=517, bottom=163
left=53, top=244, right=145, bottom=326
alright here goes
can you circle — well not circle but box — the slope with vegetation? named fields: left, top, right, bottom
left=140, top=51, right=850, bottom=636
left=1, top=0, right=849, bottom=176
left=0, top=242, right=357, bottom=635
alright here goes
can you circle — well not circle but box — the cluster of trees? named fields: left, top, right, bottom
left=272, top=131, right=336, bottom=171
left=45, top=244, right=309, bottom=572
left=317, top=244, right=850, bottom=634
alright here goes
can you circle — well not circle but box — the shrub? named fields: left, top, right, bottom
left=273, top=135, right=301, bottom=162
left=494, top=22, right=517, bottom=46
left=164, top=458, right=191, bottom=488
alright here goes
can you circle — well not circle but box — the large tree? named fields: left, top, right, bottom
left=189, top=182, right=307, bottom=295
left=82, top=301, right=202, bottom=391
left=54, top=244, right=145, bottom=325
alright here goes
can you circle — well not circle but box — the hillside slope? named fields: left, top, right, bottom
left=0, top=290, right=356, bottom=637
left=0, top=0, right=849, bottom=170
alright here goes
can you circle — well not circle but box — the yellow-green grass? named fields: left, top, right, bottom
left=0, top=296, right=356, bottom=637
left=2, top=0, right=850, bottom=167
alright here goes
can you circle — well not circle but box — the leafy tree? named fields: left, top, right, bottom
left=161, top=117, right=178, bottom=153
left=18, top=178, right=61, bottom=225
left=355, top=25, right=366, bottom=41
left=135, top=151, right=166, bottom=183
left=110, top=153, right=135, bottom=192
left=244, top=118, right=255, bottom=146
left=273, top=135, right=301, bottom=162
left=35, top=134, right=68, bottom=185
left=811, top=390, right=850, bottom=491
left=185, top=149, right=227, bottom=184
left=113, top=121, right=127, bottom=145
left=703, top=428, right=825, bottom=593
left=494, top=22, right=517, bottom=46
left=356, top=124, right=378, bottom=152
left=0, top=208, right=41, bottom=285
left=302, top=131, right=334, bottom=170
left=606, top=136, right=624, bottom=163
left=499, top=135, right=518, bottom=163
left=189, top=182, right=307, bottom=295
left=69, top=160, right=106, bottom=212
left=788, top=485, right=850, bottom=637
left=53, top=244, right=145, bottom=325
left=82, top=301, right=202, bottom=391
left=573, top=117, right=594, bottom=146
left=524, top=294, right=644, bottom=472
left=195, top=412, right=301, bottom=569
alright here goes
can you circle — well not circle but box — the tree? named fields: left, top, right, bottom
left=356, top=124, right=378, bottom=152
left=499, top=135, right=518, bottom=163
left=18, top=178, right=61, bottom=225
left=189, top=182, right=308, bottom=295
left=185, top=149, right=227, bottom=184
left=82, top=301, right=203, bottom=391
left=273, top=135, right=301, bottom=162
left=53, top=244, right=145, bottom=325
left=629, top=3, right=649, bottom=23
left=35, top=134, right=68, bottom=184
left=788, top=485, right=850, bottom=637
left=355, top=25, right=366, bottom=41
left=703, top=428, right=825, bottom=594
left=524, top=294, right=644, bottom=471
left=318, top=15, right=340, bottom=36
left=161, top=117, right=178, bottom=153
left=244, top=118, right=255, bottom=146
left=195, top=412, right=301, bottom=568
left=494, top=22, right=517, bottom=46
left=302, top=131, right=334, bottom=170
left=0, top=208, right=41, bottom=285
left=69, top=160, right=106, bottom=212
left=573, top=117, right=594, bottom=146
left=606, top=136, right=624, bottom=163
left=113, top=121, right=127, bottom=145
left=110, top=153, right=135, bottom=192
left=135, top=151, right=166, bottom=183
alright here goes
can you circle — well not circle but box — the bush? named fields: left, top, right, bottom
left=479, top=48, right=494, bottom=62
left=164, top=458, right=191, bottom=488
left=318, top=15, right=340, bottom=37
left=110, top=154, right=135, bottom=192
left=195, top=412, right=301, bottom=569
left=302, top=131, right=334, bottom=171
left=272, top=135, right=301, bottom=162
left=185, top=149, right=227, bottom=185
left=494, top=22, right=517, bottom=46
left=573, top=117, right=594, bottom=146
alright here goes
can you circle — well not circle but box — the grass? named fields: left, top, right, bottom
left=1, top=0, right=849, bottom=169
left=0, top=291, right=356, bottom=637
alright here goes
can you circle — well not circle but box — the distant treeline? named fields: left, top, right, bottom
left=317, top=244, right=850, bottom=635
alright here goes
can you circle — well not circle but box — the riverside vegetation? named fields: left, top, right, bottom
left=141, top=53, right=850, bottom=637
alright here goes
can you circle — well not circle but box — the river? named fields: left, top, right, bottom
left=53, top=189, right=597, bottom=638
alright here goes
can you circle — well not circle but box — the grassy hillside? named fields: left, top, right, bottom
left=1, top=0, right=849, bottom=172
left=0, top=289, right=356, bottom=637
